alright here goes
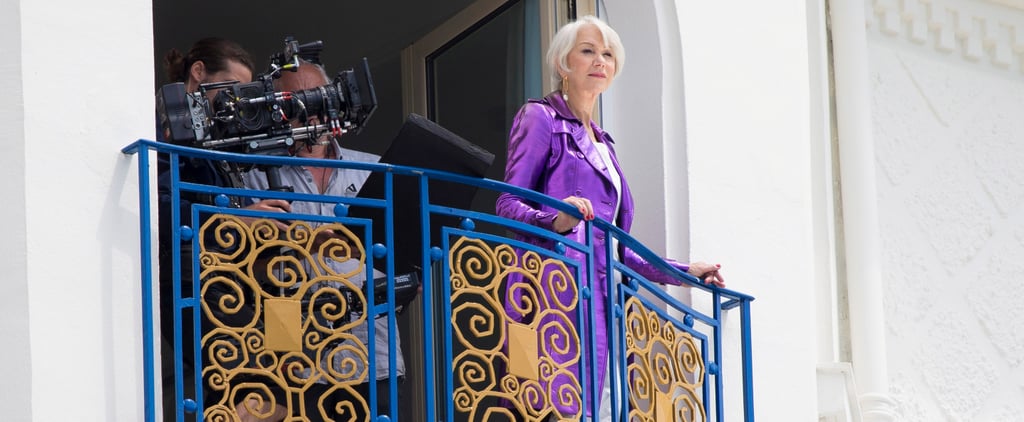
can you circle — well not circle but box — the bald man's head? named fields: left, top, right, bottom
left=274, top=60, right=330, bottom=93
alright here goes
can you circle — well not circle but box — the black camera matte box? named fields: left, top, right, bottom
left=352, top=113, right=494, bottom=274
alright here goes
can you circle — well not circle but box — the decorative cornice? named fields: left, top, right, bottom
left=868, top=0, right=1024, bottom=72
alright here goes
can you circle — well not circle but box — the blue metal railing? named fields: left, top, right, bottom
left=123, top=139, right=755, bottom=422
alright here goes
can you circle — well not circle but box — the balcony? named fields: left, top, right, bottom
left=123, top=139, right=755, bottom=422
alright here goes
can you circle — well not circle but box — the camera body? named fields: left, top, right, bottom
left=156, top=37, right=377, bottom=155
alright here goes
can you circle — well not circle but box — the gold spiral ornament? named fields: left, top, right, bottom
left=494, top=243, right=518, bottom=267
left=260, top=251, right=305, bottom=291
left=249, top=218, right=280, bottom=244
left=452, top=238, right=499, bottom=287
left=539, top=313, right=579, bottom=361
left=205, top=331, right=243, bottom=367
left=203, top=406, right=233, bottom=422
left=453, top=388, right=476, bottom=412
left=506, top=276, right=541, bottom=317
left=191, top=214, right=375, bottom=420
left=624, top=297, right=706, bottom=422
left=202, top=215, right=249, bottom=262
left=448, top=235, right=582, bottom=422
left=501, top=373, right=521, bottom=394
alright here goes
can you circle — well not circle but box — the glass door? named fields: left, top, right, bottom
left=399, top=1, right=593, bottom=419
left=403, top=0, right=550, bottom=219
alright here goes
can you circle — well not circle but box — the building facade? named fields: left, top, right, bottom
left=1, top=0, right=1022, bottom=420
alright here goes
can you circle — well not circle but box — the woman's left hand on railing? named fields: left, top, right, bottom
left=687, top=261, right=725, bottom=288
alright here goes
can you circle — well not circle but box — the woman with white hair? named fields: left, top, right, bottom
left=496, top=15, right=725, bottom=420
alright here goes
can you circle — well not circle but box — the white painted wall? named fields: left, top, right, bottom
left=0, top=0, right=33, bottom=420
left=600, top=0, right=674, bottom=259
left=868, top=0, right=1024, bottom=419
left=604, top=0, right=822, bottom=420
left=674, top=1, right=820, bottom=419
left=1, top=0, right=154, bottom=420
left=609, top=0, right=1024, bottom=419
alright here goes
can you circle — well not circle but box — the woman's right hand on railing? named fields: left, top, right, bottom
left=553, top=196, right=594, bottom=234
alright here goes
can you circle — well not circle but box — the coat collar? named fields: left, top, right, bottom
left=535, top=92, right=623, bottom=188
left=540, top=92, right=616, bottom=145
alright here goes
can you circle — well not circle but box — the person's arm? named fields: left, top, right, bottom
left=237, top=166, right=291, bottom=228
left=496, top=103, right=559, bottom=230
left=622, top=248, right=725, bottom=288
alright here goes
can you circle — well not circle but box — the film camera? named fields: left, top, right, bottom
left=156, top=37, right=377, bottom=155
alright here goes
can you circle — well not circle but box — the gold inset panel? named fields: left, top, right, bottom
left=264, top=298, right=302, bottom=352
left=195, top=214, right=374, bottom=421
left=448, top=236, right=582, bottom=422
left=624, top=296, right=706, bottom=422
left=507, top=321, right=540, bottom=380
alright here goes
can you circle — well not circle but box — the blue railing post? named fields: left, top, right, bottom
left=741, top=300, right=755, bottom=421
left=135, top=144, right=158, bottom=422
left=418, top=174, right=438, bottom=422
left=713, top=291, right=724, bottom=421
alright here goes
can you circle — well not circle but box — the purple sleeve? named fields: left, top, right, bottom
left=495, top=103, right=558, bottom=231
left=623, top=247, right=691, bottom=286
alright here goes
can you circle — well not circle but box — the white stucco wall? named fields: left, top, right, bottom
left=0, top=0, right=33, bottom=420
left=867, top=0, right=1024, bottom=419
left=676, top=0, right=821, bottom=419
left=0, top=0, right=154, bottom=420
left=604, top=0, right=823, bottom=420
left=601, top=0, right=676, bottom=259
left=609, top=0, right=1024, bottom=419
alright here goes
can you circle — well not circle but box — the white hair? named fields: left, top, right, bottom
left=547, top=15, right=625, bottom=89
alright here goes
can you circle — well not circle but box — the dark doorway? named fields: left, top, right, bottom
left=152, top=1, right=542, bottom=420
left=153, top=0, right=481, bottom=158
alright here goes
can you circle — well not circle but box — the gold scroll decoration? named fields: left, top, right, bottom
left=448, top=236, right=582, bottom=422
left=195, top=214, right=374, bottom=421
left=624, top=296, right=706, bottom=422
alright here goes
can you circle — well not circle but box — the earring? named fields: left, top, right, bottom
left=561, top=75, right=569, bottom=101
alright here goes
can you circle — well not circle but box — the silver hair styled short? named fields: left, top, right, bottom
left=547, top=15, right=625, bottom=89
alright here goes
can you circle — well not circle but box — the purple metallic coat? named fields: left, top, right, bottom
left=496, top=92, right=691, bottom=415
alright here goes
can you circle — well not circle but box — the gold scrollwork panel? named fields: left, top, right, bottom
left=448, top=236, right=582, bottom=422
left=195, top=214, right=374, bottom=421
left=624, top=297, right=706, bottom=422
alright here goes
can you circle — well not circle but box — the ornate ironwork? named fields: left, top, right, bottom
left=624, top=296, right=705, bottom=422
left=125, top=140, right=756, bottom=422
left=448, top=236, right=582, bottom=422
left=196, top=213, right=373, bottom=421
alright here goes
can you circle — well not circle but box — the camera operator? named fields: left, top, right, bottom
left=157, top=37, right=289, bottom=422
left=241, top=61, right=405, bottom=421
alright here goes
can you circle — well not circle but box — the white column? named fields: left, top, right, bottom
left=6, top=0, right=156, bottom=420
left=660, top=0, right=821, bottom=419
left=601, top=0, right=672, bottom=257
left=828, top=0, right=898, bottom=419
